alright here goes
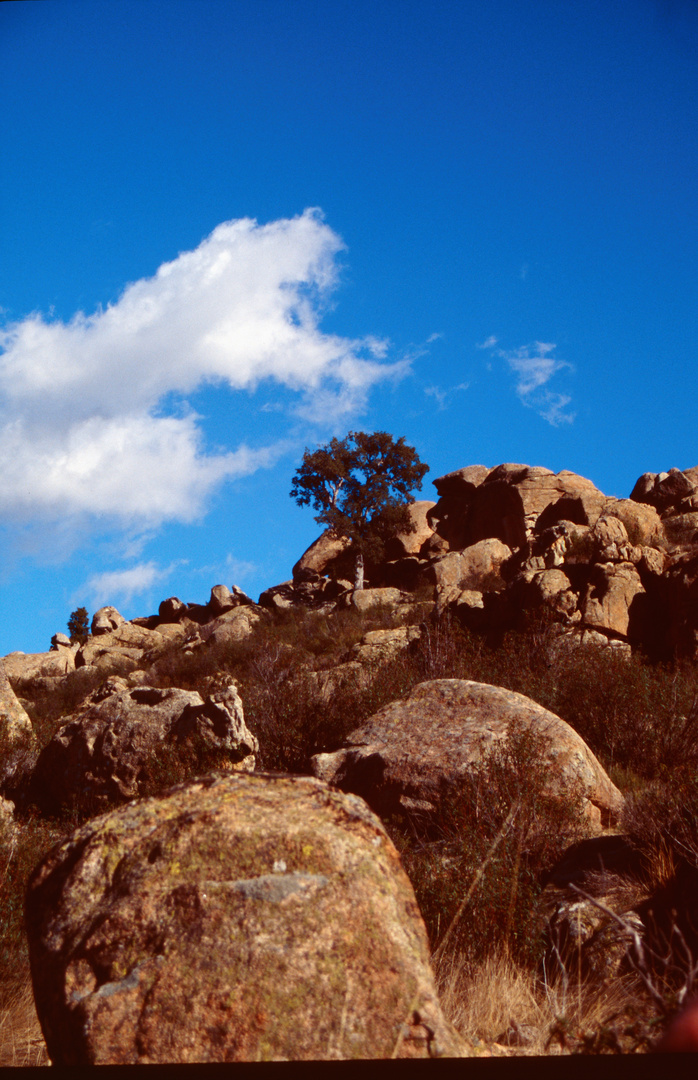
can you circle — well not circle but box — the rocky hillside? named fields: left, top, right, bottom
left=7, top=460, right=698, bottom=697
left=2, top=460, right=698, bottom=1062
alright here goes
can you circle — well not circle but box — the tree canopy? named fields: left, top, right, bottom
left=290, top=431, right=428, bottom=588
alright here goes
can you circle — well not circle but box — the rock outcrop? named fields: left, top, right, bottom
left=91, top=606, right=126, bottom=635
left=312, top=679, right=624, bottom=829
left=31, top=680, right=257, bottom=812
left=26, top=772, right=467, bottom=1064
left=0, top=659, right=35, bottom=752
left=2, top=649, right=75, bottom=688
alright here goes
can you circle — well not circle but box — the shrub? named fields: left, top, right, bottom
left=67, top=607, right=89, bottom=646
left=387, top=722, right=588, bottom=971
left=0, top=812, right=65, bottom=986
left=20, top=666, right=106, bottom=749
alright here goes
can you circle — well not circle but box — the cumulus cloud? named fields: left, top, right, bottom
left=481, top=338, right=575, bottom=425
left=85, top=561, right=177, bottom=607
left=0, top=209, right=402, bottom=529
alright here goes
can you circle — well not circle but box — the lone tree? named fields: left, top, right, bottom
left=67, top=606, right=90, bottom=645
left=290, top=430, right=429, bottom=590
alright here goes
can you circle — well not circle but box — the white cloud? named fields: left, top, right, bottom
left=538, top=392, right=575, bottom=427
left=481, top=338, right=575, bottom=426
left=477, top=335, right=499, bottom=349
left=84, top=561, right=177, bottom=607
left=500, top=341, right=569, bottom=397
left=424, top=382, right=470, bottom=410
left=0, top=209, right=402, bottom=530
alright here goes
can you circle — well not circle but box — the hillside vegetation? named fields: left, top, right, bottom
left=4, top=459, right=698, bottom=1059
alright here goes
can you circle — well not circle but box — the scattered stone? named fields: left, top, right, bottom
left=50, top=633, right=73, bottom=651
left=258, top=581, right=296, bottom=610
left=208, top=584, right=237, bottom=616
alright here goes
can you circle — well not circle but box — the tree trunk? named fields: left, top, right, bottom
left=354, top=550, right=365, bottom=591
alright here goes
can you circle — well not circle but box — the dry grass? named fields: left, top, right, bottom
left=435, top=950, right=655, bottom=1054
left=0, top=974, right=48, bottom=1066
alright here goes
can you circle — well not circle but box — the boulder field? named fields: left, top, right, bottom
left=7, top=461, right=698, bottom=698
left=7, top=458, right=698, bottom=1062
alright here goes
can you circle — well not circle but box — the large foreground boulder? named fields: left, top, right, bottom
left=312, top=679, right=623, bottom=829
left=26, top=772, right=467, bottom=1064
left=31, top=681, right=258, bottom=812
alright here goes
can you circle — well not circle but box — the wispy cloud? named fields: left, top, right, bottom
left=538, top=392, right=574, bottom=426
left=424, top=382, right=470, bottom=410
left=84, top=560, right=179, bottom=607
left=480, top=337, right=575, bottom=425
left=0, top=210, right=404, bottom=534
left=192, top=552, right=257, bottom=583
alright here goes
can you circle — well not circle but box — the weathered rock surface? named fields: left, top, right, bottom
left=50, top=633, right=73, bottom=650
left=197, top=605, right=267, bottom=647
left=158, top=597, right=187, bottom=623
left=91, top=606, right=126, bottom=635
left=0, top=659, right=34, bottom=749
left=292, top=530, right=352, bottom=582
left=424, top=539, right=512, bottom=593
left=76, top=622, right=163, bottom=666
left=0, top=659, right=37, bottom=794
left=312, top=679, right=623, bottom=829
left=2, top=649, right=75, bottom=686
left=602, top=499, right=663, bottom=548
left=432, top=465, right=490, bottom=498
left=350, top=626, right=422, bottom=664
left=630, top=467, right=698, bottom=514
left=580, top=562, right=647, bottom=640
left=350, top=586, right=403, bottom=614
left=26, top=772, right=468, bottom=1064
left=208, top=584, right=237, bottom=615
left=385, top=501, right=436, bottom=558
left=469, top=466, right=605, bottom=549
left=258, top=581, right=297, bottom=610
left=31, top=681, right=258, bottom=812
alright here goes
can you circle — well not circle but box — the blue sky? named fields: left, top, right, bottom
left=1, top=0, right=697, bottom=655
